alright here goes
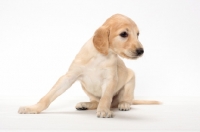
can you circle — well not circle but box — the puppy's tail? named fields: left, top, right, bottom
left=132, top=99, right=161, bottom=105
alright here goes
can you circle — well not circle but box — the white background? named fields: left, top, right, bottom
left=1, top=0, right=200, bottom=98
left=1, top=1, right=200, bottom=131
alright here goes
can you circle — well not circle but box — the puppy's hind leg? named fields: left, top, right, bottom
left=76, top=101, right=99, bottom=110
left=75, top=84, right=99, bottom=110
left=18, top=72, right=78, bottom=114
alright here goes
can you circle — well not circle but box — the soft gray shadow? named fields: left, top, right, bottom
left=40, top=108, right=151, bottom=121
left=115, top=113, right=149, bottom=120
left=40, top=109, right=96, bottom=115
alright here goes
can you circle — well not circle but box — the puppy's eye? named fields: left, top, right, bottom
left=120, top=32, right=128, bottom=38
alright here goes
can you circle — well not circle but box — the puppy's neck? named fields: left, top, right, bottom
left=72, top=37, right=117, bottom=65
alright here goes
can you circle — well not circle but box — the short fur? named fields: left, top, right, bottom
left=18, top=14, right=159, bottom=118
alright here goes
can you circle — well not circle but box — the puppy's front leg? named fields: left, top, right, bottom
left=18, top=73, right=78, bottom=114
left=97, top=80, right=116, bottom=118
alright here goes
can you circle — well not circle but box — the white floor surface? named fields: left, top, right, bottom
left=0, top=96, right=200, bottom=132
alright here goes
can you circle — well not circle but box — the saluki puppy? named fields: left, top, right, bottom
left=18, top=14, right=159, bottom=118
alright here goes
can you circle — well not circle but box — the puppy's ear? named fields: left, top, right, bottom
left=93, top=26, right=109, bottom=55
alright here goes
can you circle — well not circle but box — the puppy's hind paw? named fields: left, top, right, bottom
left=118, top=102, right=131, bottom=111
left=75, top=102, right=88, bottom=110
left=18, top=106, right=39, bottom=114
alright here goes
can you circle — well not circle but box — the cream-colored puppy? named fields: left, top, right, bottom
left=18, top=14, right=159, bottom=118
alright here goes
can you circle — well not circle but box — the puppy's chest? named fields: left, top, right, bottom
left=81, top=68, right=104, bottom=84
left=79, top=57, right=108, bottom=96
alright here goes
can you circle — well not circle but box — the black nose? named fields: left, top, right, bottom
left=136, top=48, right=144, bottom=56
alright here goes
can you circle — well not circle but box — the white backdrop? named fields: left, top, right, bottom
left=1, top=0, right=200, bottom=98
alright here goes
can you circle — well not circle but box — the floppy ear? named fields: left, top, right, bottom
left=93, top=26, right=109, bottom=55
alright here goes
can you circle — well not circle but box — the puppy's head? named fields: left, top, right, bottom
left=93, top=14, right=143, bottom=59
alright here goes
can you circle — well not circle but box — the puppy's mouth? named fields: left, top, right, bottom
left=120, top=49, right=144, bottom=59
left=120, top=52, right=140, bottom=59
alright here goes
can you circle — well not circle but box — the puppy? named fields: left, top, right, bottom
left=18, top=14, right=159, bottom=118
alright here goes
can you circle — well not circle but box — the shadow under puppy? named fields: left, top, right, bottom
left=18, top=14, right=160, bottom=118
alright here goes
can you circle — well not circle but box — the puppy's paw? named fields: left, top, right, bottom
left=18, top=105, right=40, bottom=114
left=118, top=102, right=131, bottom=111
left=97, top=109, right=113, bottom=118
left=75, top=102, right=88, bottom=110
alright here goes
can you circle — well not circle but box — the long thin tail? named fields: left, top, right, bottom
left=132, top=100, right=161, bottom=105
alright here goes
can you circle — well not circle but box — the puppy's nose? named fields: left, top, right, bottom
left=136, top=48, right=144, bottom=56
